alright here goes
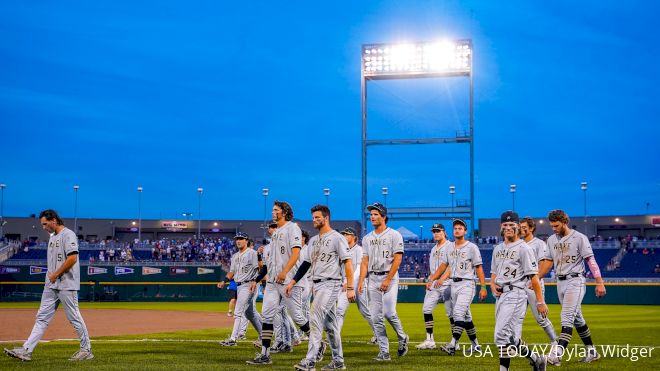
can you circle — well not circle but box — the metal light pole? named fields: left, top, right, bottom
left=262, top=188, right=269, bottom=239
left=0, top=183, right=6, bottom=241
left=324, top=188, right=330, bottom=206
left=510, top=184, right=517, bottom=211
left=382, top=187, right=389, bottom=207
left=197, top=187, right=203, bottom=239
left=73, top=185, right=80, bottom=234
left=419, top=225, right=423, bottom=243
left=449, top=185, right=456, bottom=214
left=137, top=186, right=143, bottom=242
left=581, top=182, right=588, bottom=218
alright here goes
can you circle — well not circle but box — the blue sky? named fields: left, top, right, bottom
left=1, top=1, right=658, bottom=231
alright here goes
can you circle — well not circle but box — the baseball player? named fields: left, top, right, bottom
left=519, top=217, right=558, bottom=345
left=538, top=210, right=606, bottom=365
left=218, top=232, right=262, bottom=346
left=286, top=204, right=355, bottom=371
left=491, top=211, right=548, bottom=371
left=417, top=223, right=454, bottom=350
left=428, top=218, right=487, bottom=355
left=246, top=201, right=310, bottom=366
left=4, top=209, right=92, bottom=362
left=336, top=227, right=377, bottom=344
left=358, top=202, right=409, bottom=362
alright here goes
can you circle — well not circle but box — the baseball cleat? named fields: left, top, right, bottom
left=416, top=340, right=437, bottom=350
left=315, top=341, right=327, bottom=362
left=236, top=334, right=247, bottom=340
left=320, top=359, right=346, bottom=370
left=440, top=344, right=456, bottom=356
left=271, top=343, right=293, bottom=353
left=368, top=336, right=378, bottom=345
left=578, top=348, right=601, bottom=363
left=219, top=339, right=238, bottom=347
left=546, top=353, right=561, bottom=367
left=4, top=347, right=32, bottom=361
left=299, top=334, right=309, bottom=342
left=294, top=358, right=316, bottom=371
left=530, top=355, right=547, bottom=371
left=246, top=352, right=272, bottom=365
left=373, top=352, right=391, bottom=362
left=69, top=350, right=94, bottom=361
left=468, top=344, right=482, bottom=354
left=397, top=334, right=409, bottom=357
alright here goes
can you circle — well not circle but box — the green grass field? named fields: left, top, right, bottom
left=1, top=302, right=658, bottom=370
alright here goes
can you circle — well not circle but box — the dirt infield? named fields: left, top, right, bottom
left=0, top=309, right=234, bottom=341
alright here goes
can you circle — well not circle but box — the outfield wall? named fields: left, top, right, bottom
left=1, top=263, right=659, bottom=304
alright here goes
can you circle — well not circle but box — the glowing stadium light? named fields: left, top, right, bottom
left=362, top=39, right=471, bottom=78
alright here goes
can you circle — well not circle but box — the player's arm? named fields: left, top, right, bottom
left=529, top=274, right=548, bottom=317
left=343, top=258, right=356, bottom=302
left=48, top=253, right=78, bottom=283
left=475, top=264, right=487, bottom=300
left=285, top=260, right=311, bottom=296
left=434, top=266, right=451, bottom=288
left=358, top=255, right=369, bottom=294
left=217, top=271, right=235, bottom=288
left=426, top=262, right=448, bottom=290
left=276, top=246, right=301, bottom=283
left=537, top=259, right=554, bottom=278
left=585, top=256, right=606, bottom=297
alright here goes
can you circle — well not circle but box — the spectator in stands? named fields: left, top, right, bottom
left=655, top=264, right=660, bottom=274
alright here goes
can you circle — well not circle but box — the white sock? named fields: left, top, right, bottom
left=427, top=333, right=434, bottom=342
left=449, top=338, right=457, bottom=347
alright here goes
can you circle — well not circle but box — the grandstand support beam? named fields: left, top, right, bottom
left=360, top=39, right=475, bottom=238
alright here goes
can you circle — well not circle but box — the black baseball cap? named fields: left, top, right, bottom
left=501, top=210, right=519, bottom=223
left=453, top=219, right=467, bottom=229
left=366, top=202, right=387, bottom=216
left=234, top=232, right=249, bottom=240
left=431, top=223, right=445, bottom=231
left=340, top=227, right=357, bottom=236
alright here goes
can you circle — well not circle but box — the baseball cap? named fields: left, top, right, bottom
left=340, top=227, right=357, bottom=236
left=366, top=202, right=387, bottom=216
left=453, top=219, right=467, bottom=229
left=234, top=232, right=249, bottom=240
left=500, top=210, right=519, bottom=223
left=431, top=223, right=445, bottom=231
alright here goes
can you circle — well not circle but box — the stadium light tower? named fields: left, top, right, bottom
left=73, top=185, right=80, bottom=235
left=197, top=187, right=203, bottom=239
left=262, top=188, right=269, bottom=239
left=449, top=185, right=456, bottom=214
left=510, top=184, right=517, bottom=211
left=581, top=182, right=588, bottom=218
left=0, top=183, right=6, bottom=241
left=361, top=39, right=474, bottom=236
left=382, top=187, right=389, bottom=206
left=323, top=188, right=330, bottom=206
left=137, top=186, right=143, bottom=242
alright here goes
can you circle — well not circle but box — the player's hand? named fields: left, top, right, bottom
left=425, top=281, right=433, bottom=291
left=276, top=272, right=287, bottom=284
left=284, top=282, right=295, bottom=297
left=478, top=287, right=487, bottom=301
left=346, top=288, right=356, bottom=303
left=595, top=283, right=606, bottom=298
left=257, top=246, right=264, bottom=255
left=217, top=281, right=225, bottom=289
left=380, top=278, right=391, bottom=292
left=358, top=281, right=364, bottom=294
left=249, top=281, right=257, bottom=293
left=434, top=279, right=444, bottom=288
left=491, top=285, right=501, bottom=298
left=537, top=303, right=549, bottom=318
left=48, top=272, right=58, bottom=283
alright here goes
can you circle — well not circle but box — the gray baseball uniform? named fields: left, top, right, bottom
left=543, top=230, right=593, bottom=328
left=441, top=241, right=482, bottom=322
left=300, top=230, right=350, bottom=364
left=422, top=240, right=453, bottom=317
left=337, top=243, right=375, bottom=335
left=362, top=227, right=407, bottom=354
left=228, top=248, right=262, bottom=341
left=491, top=240, right=538, bottom=347
left=23, top=227, right=90, bottom=353
left=525, top=237, right=557, bottom=341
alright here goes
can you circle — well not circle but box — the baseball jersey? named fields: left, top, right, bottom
left=268, top=221, right=303, bottom=284
left=527, top=237, right=548, bottom=263
left=341, top=243, right=364, bottom=285
left=441, top=241, right=483, bottom=280
left=362, top=227, right=404, bottom=273
left=303, top=230, right=350, bottom=280
left=430, top=240, right=452, bottom=287
left=543, top=229, right=593, bottom=276
left=229, top=248, right=259, bottom=283
left=491, top=240, right=538, bottom=288
left=47, top=227, right=80, bottom=290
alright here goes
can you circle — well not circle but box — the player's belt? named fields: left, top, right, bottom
left=369, top=271, right=388, bottom=276
left=312, top=278, right=340, bottom=283
left=452, top=277, right=470, bottom=282
left=235, top=281, right=247, bottom=286
left=496, top=284, right=523, bottom=293
left=557, top=273, right=583, bottom=281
